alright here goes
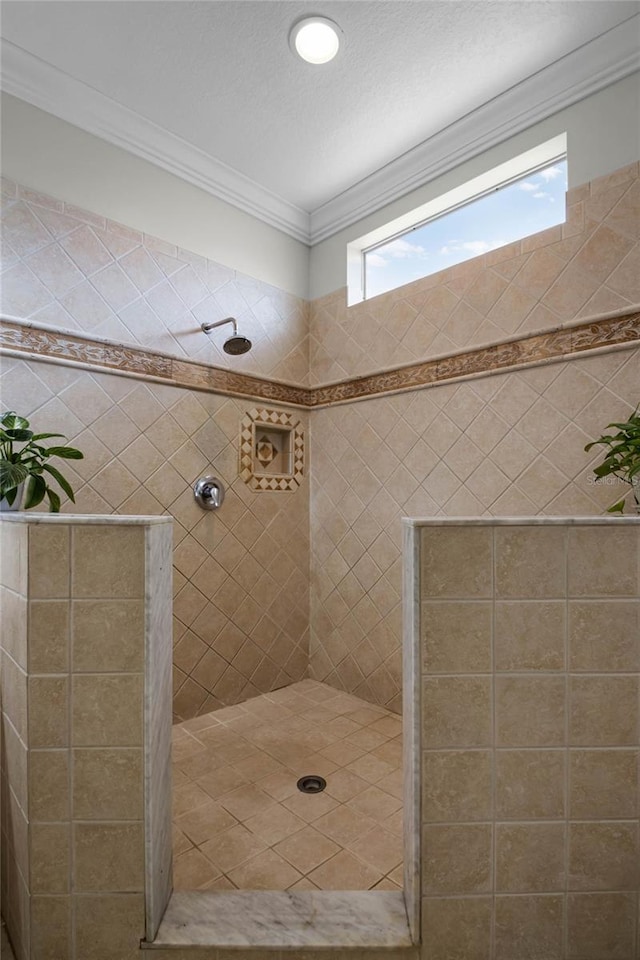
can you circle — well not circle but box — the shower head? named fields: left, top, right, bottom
left=201, top=317, right=252, bottom=355
left=223, top=333, right=252, bottom=355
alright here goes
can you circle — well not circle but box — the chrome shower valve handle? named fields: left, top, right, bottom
left=193, top=476, right=225, bottom=510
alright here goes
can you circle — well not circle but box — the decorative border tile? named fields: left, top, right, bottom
left=239, top=408, right=304, bottom=491
left=1, top=309, right=638, bottom=409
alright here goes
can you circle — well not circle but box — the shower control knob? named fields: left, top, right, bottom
left=193, top=476, right=225, bottom=510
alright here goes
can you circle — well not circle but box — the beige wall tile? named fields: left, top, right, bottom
left=569, top=821, right=639, bottom=891
left=1, top=651, right=27, bottom=740
left=28, top=524, right=70, bottom=598
left=422, top=602, right=492, bottom=673
left=1, top=587, right=27, bottom=670
left=496, top=676, right=565, bottom=746
left=494, top=895, right=563, bottom=960
left=423, top=824, right=492, bottom=894
left=4, top=786, right=29, bottom=882
left=72, top=674, right=143, bottom=746
left=495, top=527, right=566, bottom=598
left=71, top=526, right=145, bottom=598
left=30, top=895, right=70, bottom=960
left=496, top=750, right=565, bottom=819
left=29, top=750, right=69, bottom=821
left=74, top=893, right=145, bottom=960
left=30, top=822, right=70, bottom=893
left=421, top=896, right=492, bottom=960
left=421, top=526, right=493, bottom=598
left=570, top=749, right=638, bottom=819
left=28, top=675, right=69, bottom=748
left=0, top=519, right=27, bottom=592
left=569, top=600, right=639, bottom=671
left=74, top=822, right=144, bottom=892
left=73, top=748, right=143, bottom=820
left=28, top=600, right=69, bottom=673
left=423, top=677, right=492, bottom=748
left=570, top=676, right=638, bottom=746
left=567, top=892, right=637, bottom=959
left=496, top=823, right=565, bottom=892
left=72, top=600, right=144, bottom=671
left=495, top=601, right=565, bottom=671
left=568, top=527, right=638, bottom=597
left=423, top=750, right=492, bottom=822
left=2, top=716, right=28, bottom=811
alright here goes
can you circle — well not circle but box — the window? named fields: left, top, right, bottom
left=348, top=135, right=568, bottom=304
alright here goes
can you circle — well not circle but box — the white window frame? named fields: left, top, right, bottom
left=347, top=133, right=567, bottom=306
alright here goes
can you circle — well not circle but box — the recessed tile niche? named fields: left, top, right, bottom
left=239, top=407, right=304, bottom=491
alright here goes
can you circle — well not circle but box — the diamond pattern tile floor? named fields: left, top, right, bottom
left=172, top=679, right=403, bottom=891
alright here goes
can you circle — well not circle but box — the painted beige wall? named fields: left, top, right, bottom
left=0, top=94, right=310, bottom=300
left=310, top=72, right=640, bottom=298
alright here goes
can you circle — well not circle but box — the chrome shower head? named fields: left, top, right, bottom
left=223, top=333, right=252, bottom=355
left=201, top=317, right=252, bottom=355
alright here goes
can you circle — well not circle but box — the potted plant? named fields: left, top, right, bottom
left=0, top=411, right=84, bottom=512
left=584, top=405, right=640, bottom=514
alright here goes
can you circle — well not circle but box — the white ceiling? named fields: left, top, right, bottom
left=2, top=0, right=639, bottom=242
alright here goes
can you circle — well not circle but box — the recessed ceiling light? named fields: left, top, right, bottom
left=289, top=16, right=342, bottom=65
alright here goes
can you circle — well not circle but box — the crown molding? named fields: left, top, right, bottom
left=0, top=39, right=311, bottom=244
left=309, top=16, right=640, bottom=244
left=2, top=17, right=639, bottom=248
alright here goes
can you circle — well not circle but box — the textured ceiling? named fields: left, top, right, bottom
left=2, top=1, right=639, bottom=214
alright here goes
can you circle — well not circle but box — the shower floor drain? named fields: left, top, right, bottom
left=296, top=775, right=327, bottom=794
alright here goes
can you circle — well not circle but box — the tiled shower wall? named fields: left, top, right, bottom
left=309, top=346, right=640, bottom=711
left=308, top=162, right=640, bottom=713
left=416, top=519, right=640, bottom=959
left=0, top=178, right=309, bottom=385
left=2, top=163, right=639, bottom=721
left=309, top=162, right=639, bottom=384
left=0, top=354, right=309, bottom=721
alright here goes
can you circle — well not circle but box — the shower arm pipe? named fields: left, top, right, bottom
left=201, top=317, right=237, bottom=336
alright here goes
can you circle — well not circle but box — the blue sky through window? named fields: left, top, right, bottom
left=364, top=159, right=567, bottom=299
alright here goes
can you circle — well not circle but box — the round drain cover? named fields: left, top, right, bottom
left=297, top=775, right=327, bottom=794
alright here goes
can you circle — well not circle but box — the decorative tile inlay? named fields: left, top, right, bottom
left=239, top=408, right=304, bottom=491
left=1, top=309, right=638, bottom=408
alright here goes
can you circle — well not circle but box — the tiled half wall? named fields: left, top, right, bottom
left=410, top=518, right=640, bottom=959
left=0, top=354, right=310, bottom=721
left=0, top=515, right=173, bottom=960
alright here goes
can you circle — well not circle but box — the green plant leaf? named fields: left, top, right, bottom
left=23, top=474, right=46, bottom=510
left=0, top=460, right=29, bottom=495
left=1, top=412, right=30, bottom=430
left=45, top=488, right=61, bottom=513
left=606, top=499, right=627, bottom=514
left=44, top=446, right=84, bottom=460
left=3, top=428, right=33, bottom=442
left=30, top=432, right=65, bottom=442
left=42, top=463, right=75, bottom=501
left=3, top=486, right=19, bottom=507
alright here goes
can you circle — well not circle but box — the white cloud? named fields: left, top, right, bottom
left=539, top=165, right=564, bottom=182
left=384, top=237, right=429, bottom=259
left=366, top=252, right=388, bottom=269
left=533, top=191, right=549, bottom=199
left=439, top=239, right=506, bottom=257
left=367, top=236, right=429, bottom=269
left=519, top=181, right=538, bottom=192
